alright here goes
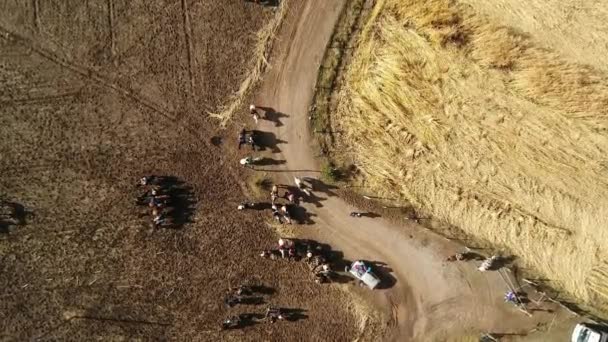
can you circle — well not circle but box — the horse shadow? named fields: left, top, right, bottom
left=251, top=130, right=287, bottom=153
left=289, top=205, right=316, bottom=224
left=255, top=158, right=286, bottom=167
left=161, top=178, right=197, bottom=229
left=249, top=284, right=276, bottom=295
left=280, top=308, right=308, bottom=322
left=461, top=251, right=485, bottom=261
left=256, top=106, right=289, bottom=127
left=303, top=177, right=339, bottom=197
left=245, top=0, right=281, bottom=6
left=227, top=313, right=261, bottom=329
left=358, top=212, right=381, bottom=218
left=249, top=202, right=273, bottom=211
left=303, top=192, right=326, bottom=208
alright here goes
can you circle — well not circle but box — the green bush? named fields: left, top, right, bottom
left=321, top=163, right=340, bottom=183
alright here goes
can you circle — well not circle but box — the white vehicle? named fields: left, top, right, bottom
left=345, top=260, right=381, bottom=289
left=572, top=323, right=608, bottom=342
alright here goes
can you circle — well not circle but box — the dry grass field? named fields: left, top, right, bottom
left=0, top=0, right=361, bottom=340
left=331, top=0, right=608, bottom=315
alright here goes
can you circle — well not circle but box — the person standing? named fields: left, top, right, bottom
left=250, top=104, right=260, bottom=125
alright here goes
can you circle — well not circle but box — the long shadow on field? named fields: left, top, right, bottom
left=278, top=307, right=308, bottom=322
left=249, top=284, right=276, bottom=295
left=256, top=106, right=289, bottom=127
left=158, top=176, right=197, bottom=229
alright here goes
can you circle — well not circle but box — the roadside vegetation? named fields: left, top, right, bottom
left=325, top=0, right=608, bottom=315
left=211, top=1, right=288, bottom=126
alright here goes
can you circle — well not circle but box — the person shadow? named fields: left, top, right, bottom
left=256, top=106, right=289, bottom=127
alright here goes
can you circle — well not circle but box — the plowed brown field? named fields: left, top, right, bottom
left=0, top=1, right=357, bottom=340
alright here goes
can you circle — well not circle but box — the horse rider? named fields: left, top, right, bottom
left=238, top=129, right=247, bottom=149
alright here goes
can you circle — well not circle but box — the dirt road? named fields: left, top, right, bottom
left=254, top=1, right=568, bottom=340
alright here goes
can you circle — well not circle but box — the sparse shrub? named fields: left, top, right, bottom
left=321, top=162, right=341, bottom=183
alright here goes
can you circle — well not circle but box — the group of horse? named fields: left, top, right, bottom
left=221, top=284, right=302, bottom=330
left=136, top=176, right=174, bottom=228
left=260, top=238, right=336, bottom=284
left=268, top=177, right=313, bottom=224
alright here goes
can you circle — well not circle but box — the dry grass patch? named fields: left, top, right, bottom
left=336, top=286, right=387, bottom=341
left=210, top=2, right=288, bottom=125
left=334, top=0, right=608, bottom=314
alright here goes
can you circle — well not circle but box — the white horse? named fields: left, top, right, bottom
left=250, top=104, right=260, bottom=124
left=478, top=255, right=499, bottom=272
left=294, top=177, right=311, bottom=196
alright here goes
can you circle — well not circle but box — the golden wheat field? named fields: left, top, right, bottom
left=333, top=0, right=608, bottom=314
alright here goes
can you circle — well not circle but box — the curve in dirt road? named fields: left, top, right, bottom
left=253, top=1, right=562, bottom=340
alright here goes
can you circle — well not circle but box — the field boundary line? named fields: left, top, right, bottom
left=210, top=0, right=289, bottom=126
left=0, top=26, right=175, bottom=122
left=107, top=0, right=116, bottom=58
left=180, top=0, right=197, bottom=93
left=32, top=0, right=41, bottom=32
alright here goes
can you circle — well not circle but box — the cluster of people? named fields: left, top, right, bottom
left=270, top=185, right=293, bottom=224
left=260, top=238, right=334, bottom=284
left=136, top=176, right=174, bottom=228
left=260, top=238, right=297, bottom=259
left=237, top=182, right=299, bottom=224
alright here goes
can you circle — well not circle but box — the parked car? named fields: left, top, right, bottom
left=572, top=323, right=608, bottom=342
left=345, top=260, right=381, bottom=289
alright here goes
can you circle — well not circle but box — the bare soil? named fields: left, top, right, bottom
left=0, top=1, right=357, bottom=341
